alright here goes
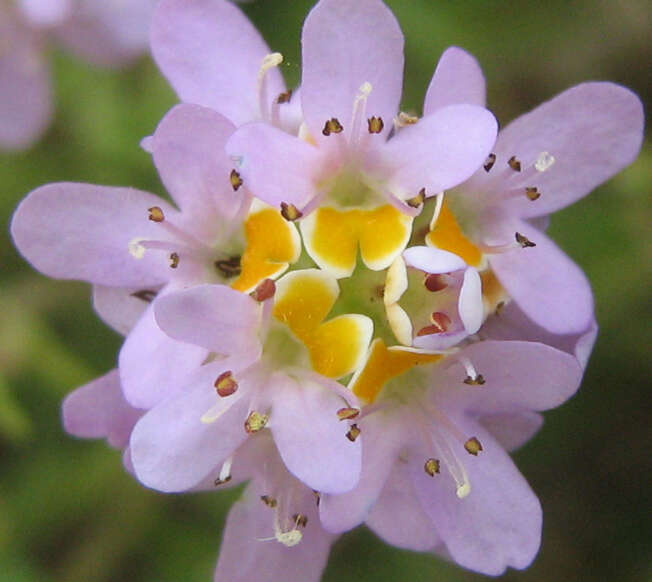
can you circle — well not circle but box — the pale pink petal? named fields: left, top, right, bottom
left=129, top=363, right=251, bottom=492
left=488, top=221, right=594, bottom=334
left=151, top=0, right=284, bottom=125
left=424, top=46, right=486, bottom=114
left=152, top=104, right=237, bottom=222
left=301, top=0, right=403, bottom=141
left=227, top=122, right=322, bottom=208
left=92, top=284, right=155, bottom=336
left=269, top=374, right=361, bottom=494
left=495, top=82, right=644, bottom=219
left=18, top=0, right=71, bottom=28
left=402, top=246, right=466, bottom=273
left=478, top=411, right=543, bottom=452
left=410, top=421, right=541, bottom=575
left=119, top=299, right=209, bottom=409
left=62, top=369, right=142, bottom=449
left=384, top=105, right=497, bottom=196
left=11, top=183, right=176, bottom=286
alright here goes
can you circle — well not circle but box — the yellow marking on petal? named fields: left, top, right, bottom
left=232, top=207, right=300, bottom=293
left=303, top=205, right=411, bottom=277
left=350, top=339, right=442, bottom=404
left=426, top=201, right=483, bottom=267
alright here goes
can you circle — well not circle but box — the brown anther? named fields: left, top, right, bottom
left=397, top=111, right=418, bottom=126
left=508, top=156, right=522, bottom=172
left=525, top=187, right=541, bottom=201
left=131, top=289, right=157, bottom=303
left=229, top=169, right=243, bottom=191
left=495, top=301, right=505, bottom=316
left=244, top=411, right=268, bottom=434
left=424, top=458, right=441, bottom=476
left=293, top=514, right=308, bottom=528
left=214, top=371, right=238, bottom=397
left=367, top=116, right=384, bottom=134
left=483, top=153, right=497, bottom=172
left=515, top=232, right=536, bottom=248
left=280, top=201, right=303, bottom=221
left=148, top=206, right=165, bottom=222
left=260, top=495, right=277, bottom=508
left=322, top=117, right=343, bottom=136
left=463, top=374, right=486, bottom=386
left=215, top=256, right=242, bottom=278
left=417, top=312, right=451, bottom=336
left=406, top=187, right=426, bottom=208
left=276, top=89, right=293, bottom=104
left=251, top=278, right=276, bottom=302
left=337, top=407, right=360, bottom=421
left=346, top=423, right=361, bottom=442
left=214, top=475, right=232, bottom=486
left=464, top=437, right=483, bottom=456
left=424, top=273, right=448, bottom=292
left=169, top=252, right=180, bottom=269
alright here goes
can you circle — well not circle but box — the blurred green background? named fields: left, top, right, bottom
left=1, top=1, right=650, bottom=581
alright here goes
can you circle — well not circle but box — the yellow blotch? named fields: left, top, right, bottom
left=306, top=205, right=411, bottom=276
left=350, top=339, right=442, bottom=404
left=232, top=208, right=299, bottom=293
left=426, top=201, right=483, bottom=267
left=308, top=316, right=370, bottom=378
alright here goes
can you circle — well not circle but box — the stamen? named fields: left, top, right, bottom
left=148, top=206, right=165, bottom=222
left=483, top=153, right=497, bottom=172
left=367, top=116, right=384, bottom=134
left=251, top=278, right=276, bottom=302
left=244, top=411, right=269, bottom=434
left=276, top=90, right=292, bottom=104
left=346, top=423, right=361, bottom=442
left=464, top=437, right=483, bottom=456
left=169, top=252, right=180, bottom=268
left=395, top=111, right=418, bottom=127
left=261, top=495, right=278, bottom=508
left=535, top=151, right=555, bottom=172
left=292, top=513, right=308, bottom=528
left=214, top=457, right=233, bottom=486
left=508, top=155, right=522, bottom=172
left=460, top=357, right=485, bottom=385
left=214, top=371, right=238, bottom=397
left=424, top=458, right=441, bottom=476
left=215, top=256, right=242, bottom=278
left=525, top=187, right=541, bottom=201
left=130, top=289, right=157, bottom=303
left=424, top=273, right=448, bottom=292
left=515, top=232, right=536, bottom=248
left=322, top=118, right=344, bottom=136
left=337, top=407, right=360, bottom=421
left=128, top=237, right=147, bottom=259
left=280, top=201, right=303, bottom=221
left=406, top=187, right=426, bottom=208
left=230, top=169, right=243, bottom=191
left=257, top=52, right=284, bottom=122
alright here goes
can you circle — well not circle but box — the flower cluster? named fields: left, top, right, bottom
left=10, top=0, right=643, bottom=580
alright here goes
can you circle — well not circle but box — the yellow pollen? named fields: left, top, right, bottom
left=214, top=371, right=238, bottom=397
left=322, top=118, right=344, bottom=136
left=424, top=458, right=441, bottom=476
left=229, top=169, right=243, bottom=191
left=406, top=188, right=426, bottom=208
left=426, top=200, right=483, bottom=267
left=337, top=407, right=360, bottom=421
left=169, top=252, right=180, bottom=269
left=464, top=437, right=483, bottom=455
left=508, top=155, right=522, bottom=172
left=525, top=187, right=541, bottom=201
left=367, top=116, right=384, bottom=134
left=346, top=423, right=361, bottom=442
left=396, top=112, right=418, bottom=126
left=148, top=206, right=165, bottom=222
left=244, top=411, right=268, bottom=434
left=280, top=202, right=303, bottom=221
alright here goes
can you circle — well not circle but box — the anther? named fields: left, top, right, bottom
left=215, top=256, right=242, bottom=278
left=214, top=457, right=233, bottom=486
left=260, top=495, right=278, bottom=508
left=213, top=474, right=232, bottom=486
left=214, top=371, right=238, bottom=397
left=495, top=301, right=505, bottom=315
left=337, top=407, right=360, bottom=421
left=292, top=514, right=308, bottom=528
left=424, top=458, right=441, bottom=476
left=322, top=117, right=344, bottom=136
left=280, top=202, right=303, bottom=221
left=424, top=273, right=448, bottom=292
left=229, top=169, right=243, bottom=191
left=416, top=312, right=451, bottom=336
left=397, top=112, right=418, bottom=126
left=525, top=187, right=541, bottom=201
left=276, top=90, right=292, bottom=104
left=483, top=153, right=497, bottom=172
left=463, top=374, right=486, bottom=386
left=244, top=411, right=268, bottom=434
left=508, top=155, right=522, bottom=172
left=312, top=490, right=321, bottom=506
left=251, top=278, right=276, bottom=302
left=515, top=232, right=536, bottom=248
left=148, top=206, right=165, bottom=222
left=406, top=188, right=426, bottom=208
left=464, top=437, right=483, bottom=456
left=346, top=423, right=361, bottom=442
left=130, top=289, right=157, bottom=303
left=169, top=252, right=180, bottom=268
left=128, top=238, right=146, bottom=259
left=535, top=151, right=555, bottom=172
left=367, top=116, right=384, bottom=134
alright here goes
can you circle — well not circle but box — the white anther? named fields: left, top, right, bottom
left=535, top=151, right=555, bottom=172
left=456, top=482, right=471, bottom=499
left=128, top=237, right=146, bottom=259
left=218, top=457, right=233, bottom=483
left=459, top=357, right=479, bottom=381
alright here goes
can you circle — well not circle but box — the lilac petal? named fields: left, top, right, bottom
left=435, top=340, right=583, bottom=415
left=18, top=0, right=71, bottom=28
left=402, top=246, right=466, bottom=273
left=227, top=123, right=322, bottom=208
left=129, top=363, right=251, bottom=492
left=62, top=369, right=142, bottom=449
left=154, top=284, right=261, bottom=357
left=488, top=221, right=594, bottom=334
left=366, top=461, right=442, bottom=551
left=119, top=299, right=209, bottom=409
left=301, top=0, right=403, bottom=141
left=458, top=267, right=482, bottom=333
left=11, top=183, right=176, bottom=286
left=410, top=422, right=541, bottom=575
left=214, top=483, right=334, bottom=582
left=496, top=82, right=644, bottom=219
left=0, top=13, right=51, bottom=150
left=479, top=411, right=543, bottom=452
left=384, top=105, right=497, bottom=195
left=92, top=285, right=154, bottom=336
left=424, top=46, right=486, bottom=114
left=152, top=0, right=284, bottom=125
left=152, top=104, right=237, bottom=222
left=319, top=411, right=402, bottom=533
left=270, top=374, right=361, bottom=494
